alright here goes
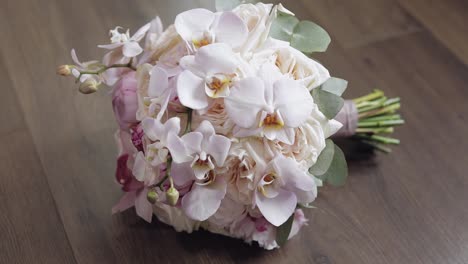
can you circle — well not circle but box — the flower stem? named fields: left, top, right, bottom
left=184, top=109, right=193, bottom=134
left=75, top=59, right=136, bottom=83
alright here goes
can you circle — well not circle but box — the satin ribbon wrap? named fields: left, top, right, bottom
left=334, top=100, right=358, bottom=137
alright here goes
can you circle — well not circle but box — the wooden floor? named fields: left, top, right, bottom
left=1, top=0, right=468, bottom=263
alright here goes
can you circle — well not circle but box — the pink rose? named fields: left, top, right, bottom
left=112, top=71, right=138, bottom=130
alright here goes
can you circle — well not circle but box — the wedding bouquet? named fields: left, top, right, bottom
left=58, top=0, right=404, bottom=249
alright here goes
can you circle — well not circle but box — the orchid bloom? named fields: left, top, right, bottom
left=70, top=49, right=101, bottom=83
left=174, top=8, right=248, bottom=51
left=145, top=66, right=179, bottom=120
left=98, top=23, right=150, bottom=58
left=177, top=43, right=239, bottom=111
left=253, top=155, right=317, bottom=226
left=167, top=121, right=231, bottom=221
left=142, top=117, right=181, bottom=167
left=225, top=65, right=314, bottom=145
left=112, top=130, right=158, bottom=223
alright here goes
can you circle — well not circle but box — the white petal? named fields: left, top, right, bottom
left=112, top=192, right=137, bottom=214
left=179, top=55, right=204, bottom=77
left=225, top=77, right=267, bottom=128
left=148, top=66, right=169, bottom=97
left=163, top=117, right=181, bottom=140
left=213, top=11, right=248, bottom=49
left=132, top=152, right=146, bottom=182
left=205, top=134, right=231, bottom=166
left=195, top=43, right=238, bottom=75
left=177, top=70, right=209, bottom=110
left=273, top=156, right=317, bottom=203
left=130, top=22, right=151, bottom=42
left=174, top=8, right=215, bottom=41
left=255, top=188, right=297, bottom=226
left=171, top=162, right=195, bottom=186
left=272, top=127, right=295, bottom=145
left=273, top=79, right=313, bottom=127
left=194, top=120, right=215, bottom=139
left=167, top=133, right=193, bottom=163
left=97, top=43, right=124, bottom=50
left=135, top=188, right=153, bottom=222
left=122, top=41, right=143, bottom=57
left=181, top=176, right=227, bottom=221
left=142, top=118, right=164, bottom=141
left=181, top=132, right=203, bottom=155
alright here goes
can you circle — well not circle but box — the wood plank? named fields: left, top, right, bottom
left=311, top=31, right=468, bottom=264
left=293, top=0, right=422, bottom=49
left=398, top=0, right=468, bottom=66
left=0, top=96, right=76, bottom=263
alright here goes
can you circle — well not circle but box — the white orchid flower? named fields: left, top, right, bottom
left=225, top=65, right=314, bottom=145
left=252, top=155, right=317, bottom=226
left=177, top=43, right=239, bottom=111
left=145, top=66, right=179, bottom=120
left=98, top=23, right=151, bottom=58
left=174, top=8, right=248, bottom=51
left=141, top=117, right=181, bottom=167
left=167, top=121, right=231, bottom=221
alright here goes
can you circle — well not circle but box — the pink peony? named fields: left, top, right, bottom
left=112, top=71, right=139, bottom=130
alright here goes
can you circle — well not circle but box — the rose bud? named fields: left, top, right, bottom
left=112, top=71, right=138, bottom=130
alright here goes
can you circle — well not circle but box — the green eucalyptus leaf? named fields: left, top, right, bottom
left=276, top=214, right=294, bottom=246
left=312, top=88, right=344, bottom=119
left=321, top=144, right=348, bottom=186
left=309, top=139, right=335, bottom=176
left=290, top=20, right=331, bottom=53
left=216, top=0, right=241, bottom=11
left=270, top=14, right=299, bottom=41
left=321, top=77, right=348, bottom=96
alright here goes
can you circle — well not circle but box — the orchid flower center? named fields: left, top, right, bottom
left=258, top=173, right=277, bottom=197
left=198, top=170, right=216, bottom=186
left=206, top=74, right=235, bottom=98
left=259, top=112, right=284, bottom=130
left=191, top=153, right=216, bottom=184
left=110, top=27, right=130, bottom=43
left=192, top=31, right=213, bottom=49
left=146, top=142, right=168, bottom=163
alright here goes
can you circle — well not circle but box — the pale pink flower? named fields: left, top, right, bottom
left=252, top=155, right=317, bottom=226
left=112, top=71, right=138, bottom=130
left=225, top=65, right=314, bottom=145
left=177, top=43, right=239, bottom=111
left=167, top=121, right=231, bottom=221
left=175, top=8, right=248, bottom=52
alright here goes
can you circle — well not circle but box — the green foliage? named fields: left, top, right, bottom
left=312, top=88, right=344, bottom=119
left=290, top=21, right=331, bottom=53
left=310, top=140, right=348, bottom=187
left=321, top=77, right=348, bottom=96
left=270, top=14, right=299, bottom=41
left=270, top=13, right=331, bottom=53
left=309, top=139, right=335, bottom=176
left=276, top=214, right=294, bottom=246
left=215, top=0, right=257, bottom=11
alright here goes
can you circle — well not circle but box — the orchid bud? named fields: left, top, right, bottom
left=146, top=189, right=159, bottom=204
left=57, top=65, right=72, bottom=76
left=165, top=187, right=179, bottom=206
left=79, top=78, right=100, bottom=94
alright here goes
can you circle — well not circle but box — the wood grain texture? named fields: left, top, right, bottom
left=1, top=0, right=468, bottom=263
left=397, top=0, right=468, bottom=66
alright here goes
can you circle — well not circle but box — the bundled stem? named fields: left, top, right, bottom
left=352, top=89, right=404, bottom=153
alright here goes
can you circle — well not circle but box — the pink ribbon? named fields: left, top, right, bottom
left=333, top=100, right=358, bottom=137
